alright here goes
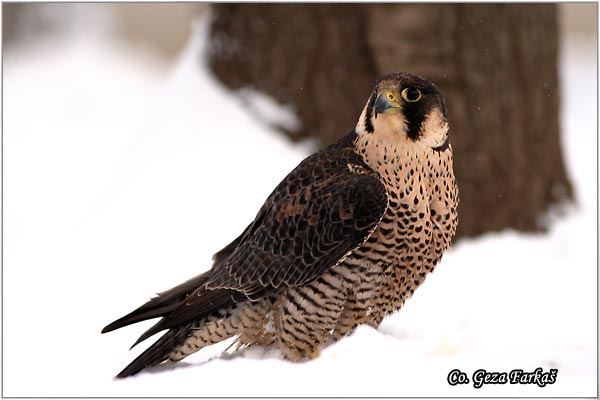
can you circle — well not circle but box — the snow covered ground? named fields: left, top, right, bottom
left=3, top=7, right=597, bottom=397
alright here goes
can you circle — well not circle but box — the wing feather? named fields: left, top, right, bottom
left=206, top=132, right=388, bottom=293
left=102, top=132, right=388, bottom=348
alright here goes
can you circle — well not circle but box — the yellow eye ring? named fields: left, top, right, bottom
left=401, top=87, right=422, bottom=102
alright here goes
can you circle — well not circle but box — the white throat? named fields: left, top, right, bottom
left=355, top=103, right=409, bottom=140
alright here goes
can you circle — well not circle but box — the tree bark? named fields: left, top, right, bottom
left=208, top=3, right=572, bottom=238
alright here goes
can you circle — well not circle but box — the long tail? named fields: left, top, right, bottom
left=114, top=301, right=256, bottom=379
left=102, top=272, right=212, bottom=335
left=115, top=324, right=193, bottom=379
left=102, top=271, right=252, bottom=378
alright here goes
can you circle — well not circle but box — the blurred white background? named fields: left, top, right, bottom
left=2, top=3, right=597, bottom=397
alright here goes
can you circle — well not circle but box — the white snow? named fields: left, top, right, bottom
left=3, top=8, right=597, bottom=397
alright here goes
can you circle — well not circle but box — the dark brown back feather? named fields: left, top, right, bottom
left=206, top=131, right=388, bottom=292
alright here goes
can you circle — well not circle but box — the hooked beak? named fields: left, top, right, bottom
left=374, top=92, right=400, bottom=115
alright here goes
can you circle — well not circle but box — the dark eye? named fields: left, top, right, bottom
left=401, top=87, right=422, bottom=102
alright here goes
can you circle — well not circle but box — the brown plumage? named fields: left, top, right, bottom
left=102, top=72, right=459, bottom=378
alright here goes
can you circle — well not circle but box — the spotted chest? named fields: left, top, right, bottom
left=352, top=134, right=458, bottom=319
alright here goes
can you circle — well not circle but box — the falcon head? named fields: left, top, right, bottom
left=356, top=72, right=449, bottom=149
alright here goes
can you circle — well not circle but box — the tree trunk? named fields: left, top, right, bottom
left=208, top=3, right=572, bottom=238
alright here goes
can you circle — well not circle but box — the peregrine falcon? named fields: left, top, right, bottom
left=102, top=72, right=459, bottom=378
